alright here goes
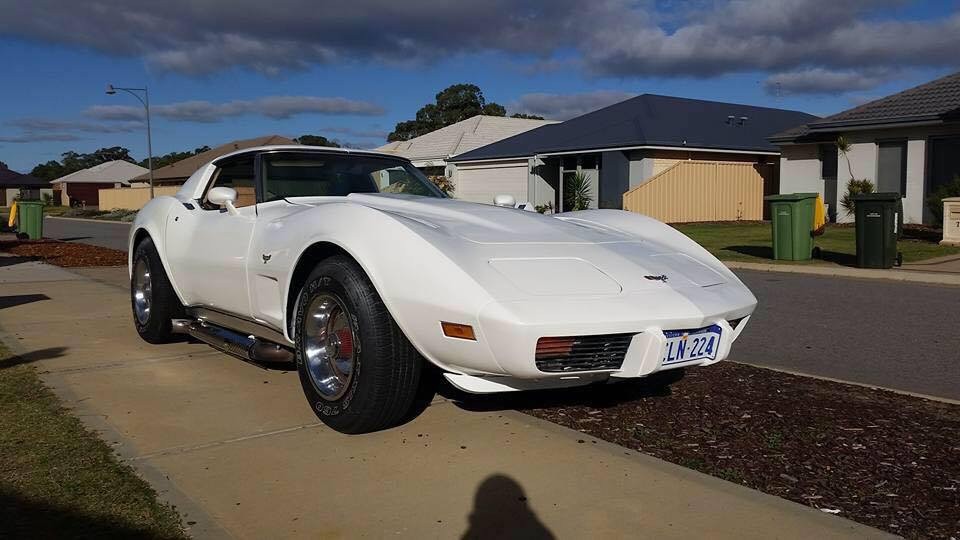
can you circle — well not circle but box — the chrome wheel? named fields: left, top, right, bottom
left=132, top=257, right=152, bottom=325
left=303, top=294, right=357, bottom=401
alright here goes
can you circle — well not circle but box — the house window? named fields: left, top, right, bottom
left=877, top=141, right=907, bottom=196
left=928, top=136, right=960, bottom=194
left=818, top=144, right=838, bottom=180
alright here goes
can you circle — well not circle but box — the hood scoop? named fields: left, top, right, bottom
left=345, top=193, right=635, bottom=245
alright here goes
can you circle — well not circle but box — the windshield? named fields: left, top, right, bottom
left=261, top=152, right=445, bottom=201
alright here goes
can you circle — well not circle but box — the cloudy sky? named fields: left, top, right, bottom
left=1, top=0, right=957, bottom=171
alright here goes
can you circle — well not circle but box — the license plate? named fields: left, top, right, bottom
left=662, top=324, right=722, bottom=365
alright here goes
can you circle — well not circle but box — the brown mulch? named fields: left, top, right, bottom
left=0, top=239, right=126, bottom=267
left=451, top=363, right=960, bottom=538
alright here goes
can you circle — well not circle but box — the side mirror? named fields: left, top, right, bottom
left=493, top=194, right=516, bottom=207
left=207, top=186, right=239, bottom=215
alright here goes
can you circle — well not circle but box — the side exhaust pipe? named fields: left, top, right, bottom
left=172, top=319, right=294, bottom=366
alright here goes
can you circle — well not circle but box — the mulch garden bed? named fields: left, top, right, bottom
left=0, top=239, right=126, bottom=267
left=452, top=362, right=960, bottom=538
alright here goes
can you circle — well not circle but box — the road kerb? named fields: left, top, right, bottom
left=735, top=361, right=960, bottom=405
left=45, top=215, right=132, bottom=225
left=725, top=260, right=960, bottom=286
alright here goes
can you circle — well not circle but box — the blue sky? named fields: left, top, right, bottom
left=1, top=0, right=957, bottom=172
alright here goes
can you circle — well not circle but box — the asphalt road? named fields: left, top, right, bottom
left=33, top=217, right=960, bottom=400
left=732, top=269, right=960, bottom=401
left=43, top=216, right=131, bottom=251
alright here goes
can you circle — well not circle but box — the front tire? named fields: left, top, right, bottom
left=131, top=236, right=183, bottom=343
left=295, top=255, right=422, bottom=434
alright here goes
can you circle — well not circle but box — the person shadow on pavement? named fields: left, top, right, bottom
left=461, top=474, right=555, bottom=540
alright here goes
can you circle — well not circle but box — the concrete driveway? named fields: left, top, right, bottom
left=0, top=260, right=887, bottom=539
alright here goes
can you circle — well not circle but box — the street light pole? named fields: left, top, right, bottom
left=106, top=84, right=154, bottom=199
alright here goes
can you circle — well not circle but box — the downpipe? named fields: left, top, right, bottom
left=172, top=319, right=294, bottom=367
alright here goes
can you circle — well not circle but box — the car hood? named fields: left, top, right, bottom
left=282, top=194, right=735, bottom=294
left=340, top=193, right=635, bottom=244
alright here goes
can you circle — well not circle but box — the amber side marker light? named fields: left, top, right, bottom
left=441, top=322, right=477, bottom=341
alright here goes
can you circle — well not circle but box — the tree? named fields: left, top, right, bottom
left=0, top=160, right=8, bottom=170
left=387, top=84, right=507, bottom=142
left=294, top=135, right=340, bottom=148
left=29, top=147, right=136, bottom=181
left=141, top=145, right=211, bottom=169
left=511, top=113, right=545, bottom=120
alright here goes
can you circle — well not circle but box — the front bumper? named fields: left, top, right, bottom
left=420, top=282, right=756, bottom=389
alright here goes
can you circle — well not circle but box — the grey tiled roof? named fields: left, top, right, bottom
left=771, top=71, right=960, bottom=141
left=0, top=168, right=47, bottom=188
left=812, top=71, right=960, bottom=127
left=449, top=94, right=818, bottom=162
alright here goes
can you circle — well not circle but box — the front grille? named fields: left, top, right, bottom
left=535, top=333, right=635, bottom=372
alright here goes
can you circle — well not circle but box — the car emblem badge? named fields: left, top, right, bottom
left=644, top=274, right=668, bottom=282
left=262, top=253, right=272, bottom=263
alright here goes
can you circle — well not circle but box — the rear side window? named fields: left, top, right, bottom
left=205, top=155, right=256, bottom=208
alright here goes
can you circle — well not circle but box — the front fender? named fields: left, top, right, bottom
left=129, top=196, right=188, bottom=304
left=256, top=203, right=501, bottom=375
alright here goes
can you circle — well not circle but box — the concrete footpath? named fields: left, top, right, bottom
left=0, top=260, right=890, bottom=539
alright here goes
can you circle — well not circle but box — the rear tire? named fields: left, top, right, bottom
left=294, top=255, right=422, bottom=434
left=131, top=236, right=183, bottom=343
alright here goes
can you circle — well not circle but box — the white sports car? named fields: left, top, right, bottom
left=129, top=145, right=756, bottom=433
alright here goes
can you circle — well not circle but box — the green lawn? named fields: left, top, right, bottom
left=0, top=344, right=186, bottom=539
left=673, top=222, right=960, bottom=265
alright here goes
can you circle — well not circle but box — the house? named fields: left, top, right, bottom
left=0, top=167, right=51, bottom=205
left=447, top=95, right=817, bottom=221
left=50, top=160, right=148, bottom=208
left=130, top=134, right=295, bottom=186
left=375, top=115, right=557, bottom=177
left=771, top=71, right=960, bottom=224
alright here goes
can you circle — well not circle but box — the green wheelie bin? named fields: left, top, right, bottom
left=764, top=193, right=819, bottom=261
left=16, top=200, right=45, bottom=240
left=852, top=193, right=902, bottom=269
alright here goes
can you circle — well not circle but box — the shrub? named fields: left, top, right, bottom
left=428, top=175, right=454, bottom=196
left=564, top=171, right=592, bottom=211
left=840, top=178, right=875, bottom=216
left=926, top=175, right=960, bottom=225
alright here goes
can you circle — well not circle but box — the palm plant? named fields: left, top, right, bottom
left=841, top=178, right=875, bottom=216
left=836, top=136, right=874, bottom=216
left=564, top=171, right=592, bottom=211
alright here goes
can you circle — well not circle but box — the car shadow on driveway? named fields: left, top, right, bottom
left=437, top=369, right=685, bottom=415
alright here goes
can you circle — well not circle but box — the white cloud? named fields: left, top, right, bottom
left=763, top=68, right=898, bottom=95
left=512, top=91, right=637, bottom=120
left=0, top=118, right=143, bottom=145
left=0, top=133, right=83, bottom=143
left=86, top=96, right=385, bottom=123
left=1, top=0, right=958, bottom=94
